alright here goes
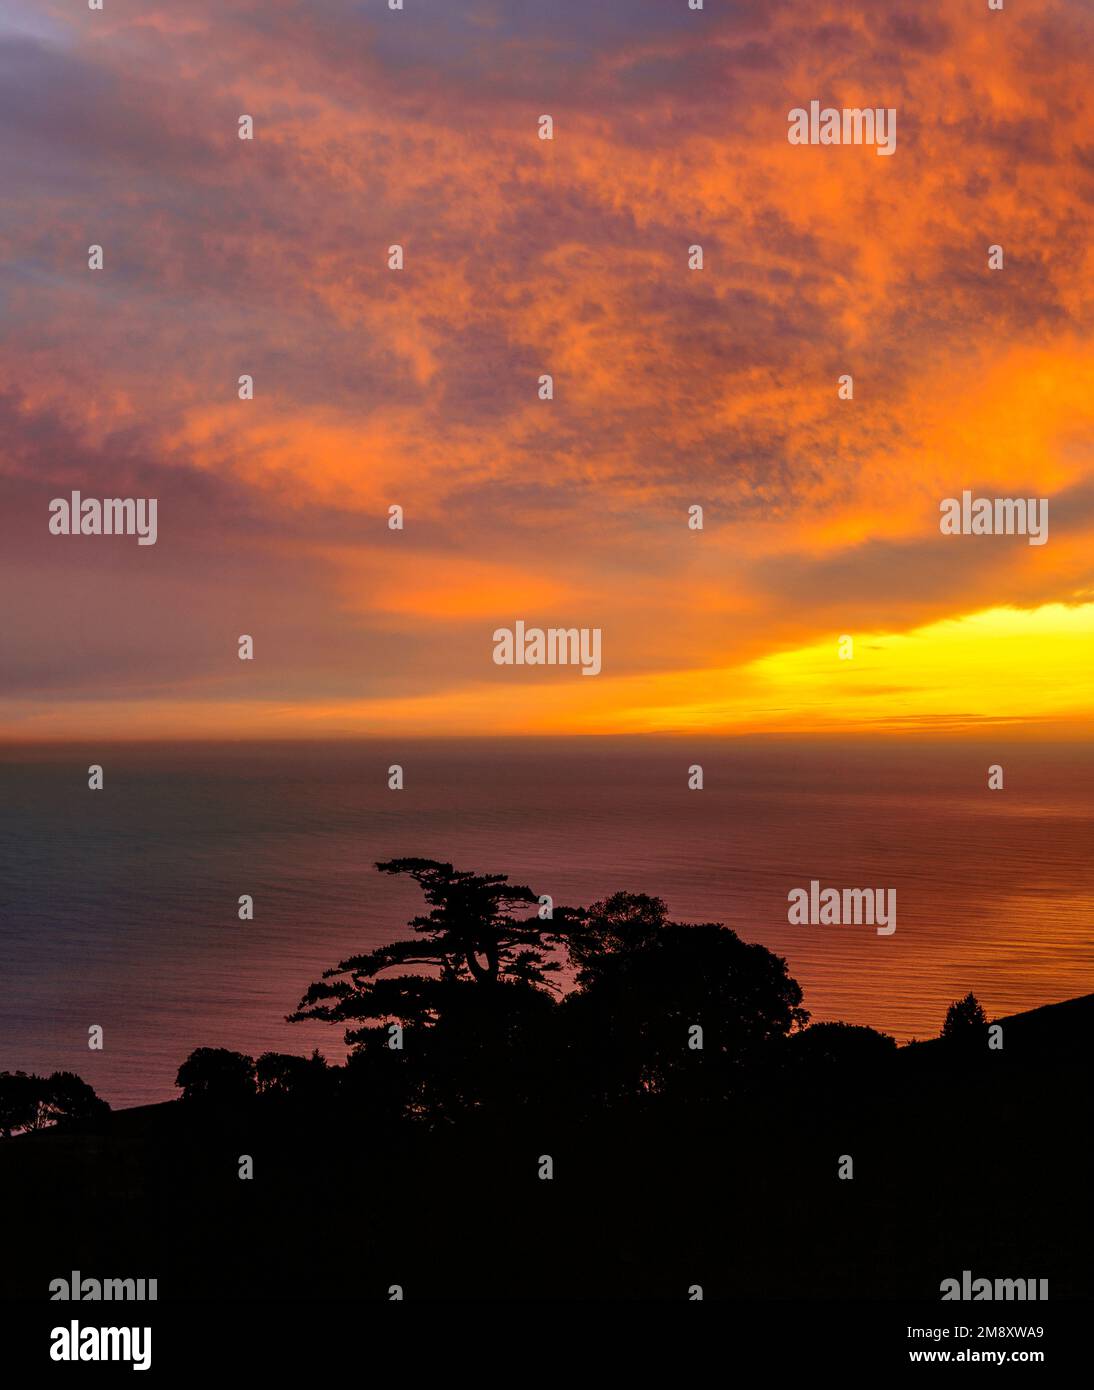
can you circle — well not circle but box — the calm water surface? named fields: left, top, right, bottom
left=2, top=737, right=1092, bottom=1107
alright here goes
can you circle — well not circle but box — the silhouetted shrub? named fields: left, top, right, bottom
left=175, top=1047, right=256, bottom=1105
left=790, top=1021, right=897, bottom=1073
left=941, top=992, right=988, bottom=1047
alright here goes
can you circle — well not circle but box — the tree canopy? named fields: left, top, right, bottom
left=560, top=892, right=809, bottom=1102
left=0, top=1070, right=109, bottom=1138
left=941, top=991, right=988, bottom=1044
left=288, top=858, right=564, bottom=1044
left=175, top=1047, right=256, bottom=1104
left=290, top=867, right=811, bottom=1114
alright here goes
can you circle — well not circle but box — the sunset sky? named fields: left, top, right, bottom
left=3, top=0, right=1093, bottom=739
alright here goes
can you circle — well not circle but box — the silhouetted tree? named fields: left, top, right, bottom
left=565, top=891, right=665, bottom=976
left=289, top=860, right=583, bottom=1120
left=407, top=975, right=561, bottom=1120
left=175, top=1047, right=256, bottom=1104
left=0, top=1071, right=41, bottom=1138
left=0, top=1070, right=108, bottom=1136
left=256, top=1049, right=333, bottom=1104
left=560, top=892, right=809, bottom=1105
left=256, top=1051, right=307, bottom=1095
left=941, top=992, right=988, bottom=1046
left=289, top=858, right=563, bottom=1039
left=339, top=1035, right=419, bottom=1124
left=41, top=1072, right=110, bottom=1129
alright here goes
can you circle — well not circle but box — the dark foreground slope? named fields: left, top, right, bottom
left=1, top=996, right=1090, bottom=1301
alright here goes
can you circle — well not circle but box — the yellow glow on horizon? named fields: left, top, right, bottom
left=4, top=601, right=1092, bottom=741
left=621, top=601, right=1094, bottom=735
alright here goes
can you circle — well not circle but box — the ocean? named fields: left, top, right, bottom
left=2, top=736, right=1092, bottom=1108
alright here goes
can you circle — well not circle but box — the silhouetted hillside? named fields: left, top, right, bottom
left=3, top=989, right=1089, bottom=1301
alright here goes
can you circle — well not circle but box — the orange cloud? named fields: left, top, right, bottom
left=2, top=0, right=1093, bottom=737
